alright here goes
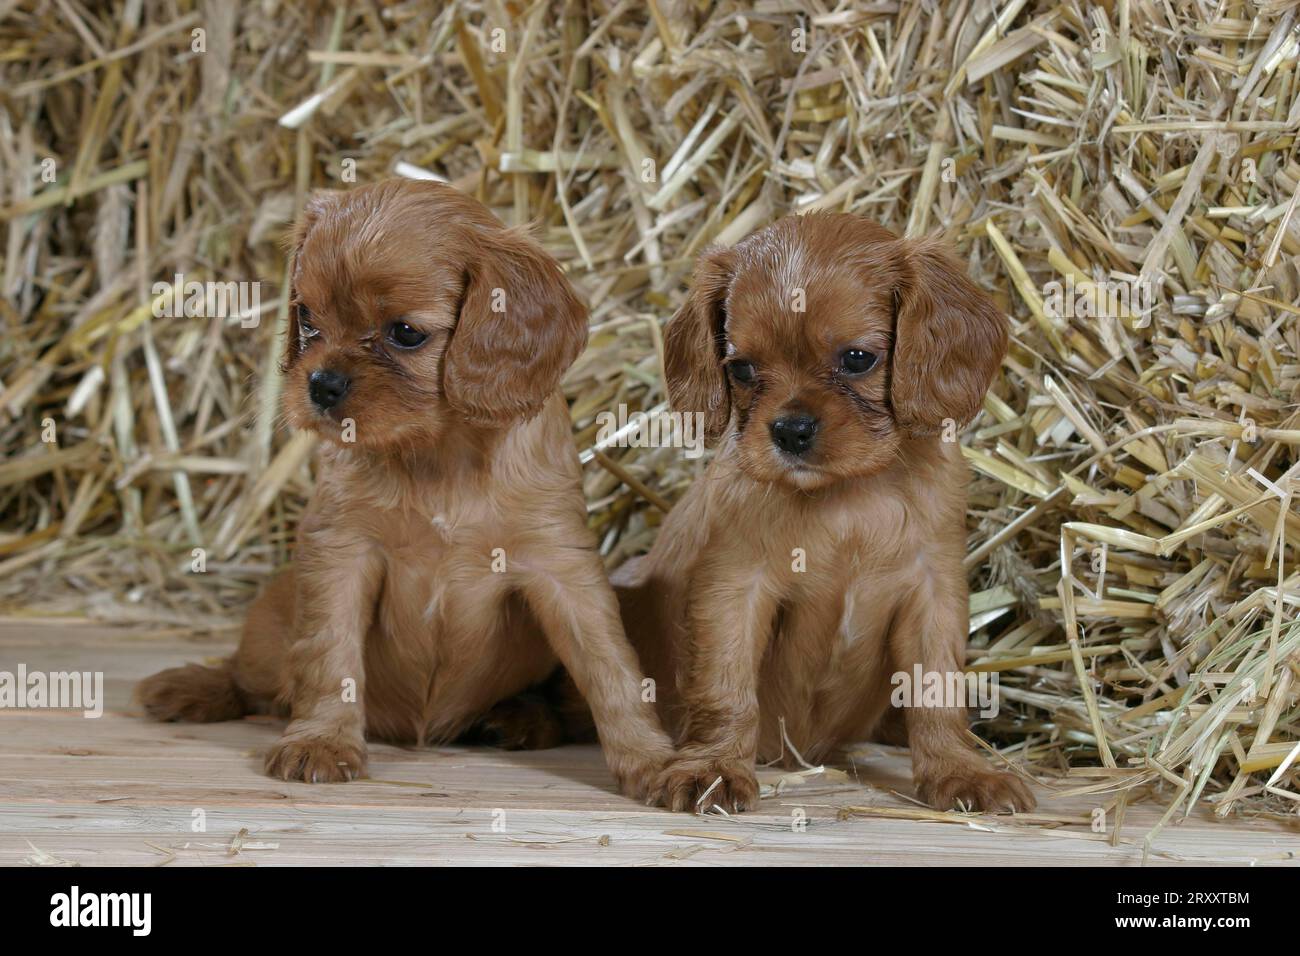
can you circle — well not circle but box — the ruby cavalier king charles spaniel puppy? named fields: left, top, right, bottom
left=139, top=179, right=673, bottom=799
left=619, top=213, right=1036, bottom=814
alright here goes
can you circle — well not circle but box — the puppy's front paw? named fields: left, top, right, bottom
left=650, top=755, right=759, bottom=813
left=917, top=765, right=1035, bottom=813
left=607, top=747, right=672, bottom=803
left=265, top=734, right=367, bottom=783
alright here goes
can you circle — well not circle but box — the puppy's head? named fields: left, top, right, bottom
left=664, top=214, right=1006, bottom=490
left=282, top=180, right=586, bottom=449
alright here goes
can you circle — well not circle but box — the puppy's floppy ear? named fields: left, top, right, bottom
left=282, top=190, right=341, bottom=370
left=443, top=227, right=587, bottom=426
left=664, top=247, right=735, bottom=443
left=889, top=237, right=1007, bottom=437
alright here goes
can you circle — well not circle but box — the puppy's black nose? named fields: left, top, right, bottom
left=308, top=369, right=350, bottom=410
left=771, top=415, right=818, bottom=456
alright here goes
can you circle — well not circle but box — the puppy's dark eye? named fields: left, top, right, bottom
left=388, top=321, right=428, bottom=349
left=297, top=304, right=318, bottom=342
left=840, top=349, right=878, bottom=375
left=728, top=360, right=756, bottom=384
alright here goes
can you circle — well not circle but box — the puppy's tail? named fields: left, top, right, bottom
left=137, top=660, right=249, bottom=723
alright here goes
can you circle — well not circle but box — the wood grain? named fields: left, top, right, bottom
left=1, top=625, right=1295, bottom=867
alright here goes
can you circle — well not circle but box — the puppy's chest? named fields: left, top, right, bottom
left=370, top=505, right=517, bottom=628
left=768, top=497, right=933, bottom=644
left=764, top=495, right=918, bottom=584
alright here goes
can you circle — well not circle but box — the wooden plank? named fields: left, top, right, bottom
left=1, top=626, right=1296, bottom=866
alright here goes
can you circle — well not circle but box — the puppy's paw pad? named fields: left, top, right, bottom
left=919, top=768, right=1035, bottom=814
left=650, top=756, right=759, bottom=813
left=265, top=737, right=366, bottom=783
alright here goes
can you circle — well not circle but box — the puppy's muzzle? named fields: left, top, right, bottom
left=309, top=369, right=351, bottom=410
left=770, top=414, right=818, bottom=457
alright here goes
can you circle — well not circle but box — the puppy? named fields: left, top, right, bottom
left=139, top=179, right=672, bottom=798
left=618, top=213, right=1036, bottom=813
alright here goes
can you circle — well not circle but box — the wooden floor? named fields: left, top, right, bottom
left=2, top=623, right=1296, bottom=867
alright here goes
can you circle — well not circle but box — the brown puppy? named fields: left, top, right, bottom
left=139, top=179, right=672, bottom=798
left=618, top=213, right=1035, bottom=813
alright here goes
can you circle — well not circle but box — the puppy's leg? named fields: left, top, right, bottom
left=889, top=568, right=1035, bottom=813
left=461, top=690, right=565, bottom=750
left=650, top=565, right=777, bottom=813
left=541, top=666, right=599, bottom=742
left=138, top=569, right=294, bottom=722
left=613, top=565, right=684, bottom=736
left=137, top=660, right=248, bottom=723
left=873, top=707, right=909, bottom=746
left=264, top=541, right=381, bottom=784
left=462, top=665, right=596, bottom=750
left=519, top=551, right=674, bottom=801
left=762, top=591, right=867, bottom=763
